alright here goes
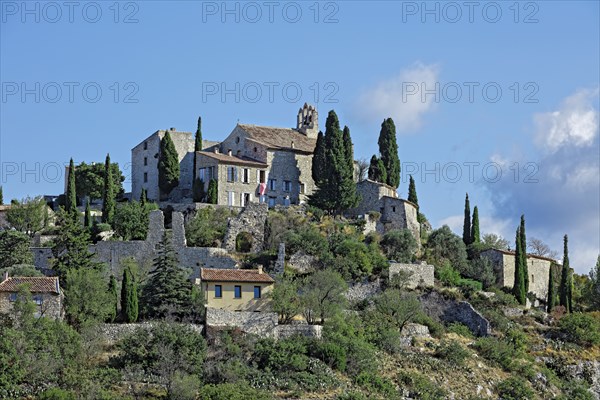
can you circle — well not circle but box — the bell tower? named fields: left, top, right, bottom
left=296, top=103, right=319, bottom=139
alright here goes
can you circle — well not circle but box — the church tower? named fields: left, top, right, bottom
left=296, top=103, right=319, bottom=139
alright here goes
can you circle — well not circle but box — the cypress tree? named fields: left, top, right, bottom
left=101, top=154, right=115, bottom=225
left=121, top=266, right=139, bottom=322
left=339, top=125, right=359, bottom=210
left=407, top=175, right=418, bottom=206
left=513, top=227, right=527, bottom=305
left=462, top=193, right=471, bottom=246
left=559, top=234, right=573, bottom=313
left=66, top=158, right=78, bottom=219
left=108, top=275, right=118, bottom=322
left=519, top=215, right=528, bottom=292
left=547, top=264, right=556, bottom=313
left=207, top=179, right=218, bottom=204
left=158, top=131, right=180, bottom=196
left=140, top=188, right=147, bottom=206
left=471, top=206, right=480, bottom=244
left=311, top=131, right=327, bottom=185
left=193, top=116, right=202, bottom=181
left=193, top=178, right=205, bottom=202
left=368, top=155, right=387, bottom=183
left=378, top=118, right=400, bottom=188
left=84, top=199, right=92, bottom=229
left=0, top=186, right=3, bottom=205
left=342, top=126, right=354, bottom=177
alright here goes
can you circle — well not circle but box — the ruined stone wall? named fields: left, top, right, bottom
left=223, top=202, right=268, bottom=253
left=345, top=279, right=382, bottom=302
left=274, top=324, right=322, bottom=340
left=205, top=307, right=278, bottom=336
left=420, top=291, right=491, bottom=337
left=389, top=262, right=434, bottom=289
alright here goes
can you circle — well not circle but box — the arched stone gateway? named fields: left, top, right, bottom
left=223, top=202, right=268, bottom=253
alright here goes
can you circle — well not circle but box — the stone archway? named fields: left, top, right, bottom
left=223, top=202, right=268, bottom=253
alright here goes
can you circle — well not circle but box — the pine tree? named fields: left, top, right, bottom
left=368, top=155, right=387, bottom=183
left=192, top=178, right=205, bottom=203
left=65, top=158, right=78, bottom=219
left=311, top=131, right=327, bottom=185
left=84, top=199, right=92, bottom=229
left=378, top=118, right=400, bottom=188
left=142, top=232, right=192, bottom=319
left=407, top=175, right=418, bottom=206
left=519, top=215, right=528, bottom=292
left=121, top=266, right=138, bottom=322
left=471, top=206, right=480, bottom=244
left=513, top=227, right=527, bottom=305
left=101, top=154, right=115, bottom=225
left=108, top=275, right=118, bottom=322
left=207, top=179, right=218, bottom=204
left=547, top=264, right=556, bottom=313
left=158, top=131, right=180, bottom=196
left=193, top=116, right=202, bottom=181
left=462, top=193, right=471, bottom=246
left=559, top=234, right=573, bottom=313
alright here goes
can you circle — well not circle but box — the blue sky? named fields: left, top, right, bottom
left=1, top=1, right=599, bottom=273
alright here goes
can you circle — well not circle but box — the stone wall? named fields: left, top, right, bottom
left=389, top=262, right=434, bottom=289
left=30, top=247, right=54, bottom=274
left=345, top=279, right=382, bottom=302
left=274, top=324, right=322, bottom=340
left=205, top=307, right=278, bottom=337
left=222, top=202, right=268, bottom=253
left=266, top=150, right=315, bottom=206
left=96, top=322, right=203, bottom=344
left=288, top=251, right=319, bottom=273
left=420, top=291, right=491, bottom=337
left=0, top=292, right=63, bottom=320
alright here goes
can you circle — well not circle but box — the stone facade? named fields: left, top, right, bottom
left=0, top=276, right=63, bottom=320
left=205, top=307, right=279, bottom=337
left=96, top=322, right=203, bottom=344
left=420, top=291, right=491, bottom=337
left=347, top=179, right=420, bottom=245
left=480, top=248, right=552, bottom=301
left=222, top=202, right=268, bottom=253
left=388, top=262, right=435, bottom=289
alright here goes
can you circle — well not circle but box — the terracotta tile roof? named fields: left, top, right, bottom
left=238, top=124, right=317, bottom=154
left=482, top=248, right=557, bottom=263
left=200, top=268, right=275, bottom=283
left=197, top=151, right=268, bottom=167
left=0, top=277, right=60, bottom=294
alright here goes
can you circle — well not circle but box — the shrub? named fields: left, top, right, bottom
left=311, top=341, right=346, bottom=371
left=354, top=372, right=396, bottom=396
left=38, top=388, right=77, bottom=400
left=495, top=377, right=534, bottom=400
left=413, top=313, right=445, bottom=338
left=380, top=229, right=417, bottom=262
left=437, top=263, right=461, bottom=286
left=559, top=313, right=600, bottom=347
left=199, top=383, right=273, bottom=400
left=473, top=337, right=518, bottom=371
left=397, top=371, right=447, bottom=400
left=447, top=322, right=474, bottom=339
left=253, top=338, right=309, bottom=373
left=336, top=391, right=367, bottom=400
left=435, top=340, right=470, bottom=366
left=457, top=278, right=483, bottom=295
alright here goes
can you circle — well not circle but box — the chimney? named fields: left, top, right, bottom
left=228, top=149, right=232, bottom=156
left=291, top=140, right=295, bottom=149
left=214, top=147, right=219, bottom=154
left=2, top=271, right=8, bottom=282
left=257, top=266, right=263, bottom=274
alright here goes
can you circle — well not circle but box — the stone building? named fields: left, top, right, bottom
left=0, top=274, right=63, bottom=320
left=347, top=179, right=420, bottom=243
left=132, top=103, right=318, bottom=206
left=480, top=248, right=553, bottom=301
left=199, top=267, right=274, bottom=312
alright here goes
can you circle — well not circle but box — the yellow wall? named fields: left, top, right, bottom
left=202, top=281, right=273, bottom=311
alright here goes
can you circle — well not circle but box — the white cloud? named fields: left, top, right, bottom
left=355, top=62, right=440, bottom=132
left=534, top=88, right=599, bottom=153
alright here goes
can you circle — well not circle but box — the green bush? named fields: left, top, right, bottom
left=413, top=313, right=445, bottom=338
left=38, top=388, right=77, bottom=400
left=437, top=263, right=461, bottom=286
left=458, top=278, right=483, bottom=294
left=397, top=371, right=447, bottom=400
left=354, top=372, right=396, bottom=396
left=336, top=391, right=367, bottom=400
left=253, top=338, right=309, bottom=373
left=311, top=341, right=347, bottom=371
left=435, top=340, right=470, bottom=366
left=380, top=229, right=417, bottom=263
left=495, top=377, right=533, bottom=400
left=199, top=383, right=273, bottom=400
left=473, top=337, right=518, bottom=371
left=559, top=313, right=600, bottom=347
left=447, top=322, right=474, bottom=339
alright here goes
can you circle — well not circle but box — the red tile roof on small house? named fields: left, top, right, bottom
left=200, top=268, right=274, bottom=284
left=0, top=276, right=61, bottom=294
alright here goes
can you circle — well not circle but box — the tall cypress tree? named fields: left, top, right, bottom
left=513, top=227, right=527, bottom=305
left=140, top=188, right=147, bottom=206
left=408, top=175, right=418, bottom=206
left=0, top=186, right=3, bottom=205
left=108, top=275, right=118, bottom=322
left=101, top=154, right=115, bottom=225
left=471, top=206, right=480, bottom=244
left=207, top=179, right=218, bottom=204
left=311, top=131, right=327, bottom=185
left=559, top=234, right=572, bottom=313
left=368, top=155, right=387, bottom=183
left=342, top=126, right=354, bottom=177
left=193, top=116, right=202, bottom=181
left=519, top=215, right=528, bottom=292
left=121, top=266, right=138, bottom=322
left=547, top=264, right=556, bottom=313
left=462, top=193, right=471, bottom=246
left=66, top=158, right=78, bottom=219
left=378, top=118, right=400, bottom=188
left=339, top=125, right=359, bottom=210
left=158, top=131, right=180, bottom=196
left=84, top=199, right=92, bottom=229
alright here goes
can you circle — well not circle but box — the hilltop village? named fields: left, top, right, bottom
left=0, top=104, right=599, bottom=400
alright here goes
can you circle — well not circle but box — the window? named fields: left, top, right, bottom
left=259, top=170, right=266, bottom=183
left=227, top=167, right=237, bottom=182
left=143, top=141, right=148, bottom=150
left=9, top=293, right=17, bottom=302
left=269, top=179, right=277, bottom=191
left=236, top=136, right=240, bottom=144
left=144, top=157, right=148, bottom=166
left=234, top=285, right=242, bottom=298
left=228, top=191, right=235, bottom=206
left=254, top=147, right=257, bottom=152
left=215, top=285, right=222, bottom=298
left=243, top=168, right=250, bottom=183
left=284, top=180, right=291, bottom=192
left=299, top=183, right=305, bottom=194
left=531, top=274, right=535, bottom=284
left=199, top=168, right=206, bottom=181
left=33, top=295, right=43, bottom=306
left=268, top=197, right=277, bottom=207
left=143, top=172, right=148, bottom=183
left=254, top=286, right=262, bottom=299
left=207, top=166, right=215, bottom=180
left=392, top=206, right=396, bottom=212
left=241, top=193, right=251, bottom=206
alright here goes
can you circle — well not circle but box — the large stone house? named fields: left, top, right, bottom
left=132, top=103, right=319, bottom=206
left=0, top=274, right=64, bottom=320
left=199, top=267, right=274, bottom=312
left=480, top=248, right=554, bottom=301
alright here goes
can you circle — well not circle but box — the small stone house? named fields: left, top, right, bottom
left=0, top=274, right=64, bottom=320
left=480, top=248, right=553, bottom=301
left=199, top=267, right=274, bottom=312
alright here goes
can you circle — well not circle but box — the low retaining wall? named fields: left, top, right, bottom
left=420, top=291, right=491, bottom=337
left=206, top=308, right=278, bottom=337
left=97, top=322, right=204, bottom=343
left=389, top=262, right=434, bottom=289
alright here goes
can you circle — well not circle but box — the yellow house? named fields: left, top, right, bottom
left=200, top=267, right=274, bottom=312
